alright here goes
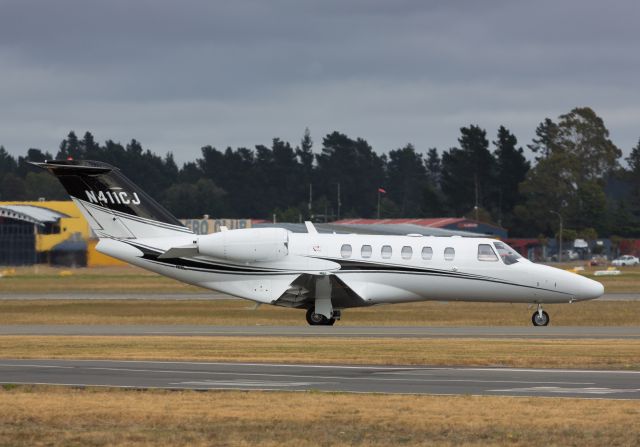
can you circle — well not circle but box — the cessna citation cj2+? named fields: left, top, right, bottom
left=34, top=160, right=604, bottom=327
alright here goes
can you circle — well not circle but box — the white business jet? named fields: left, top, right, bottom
left=34, top=160, right=604, bottom=326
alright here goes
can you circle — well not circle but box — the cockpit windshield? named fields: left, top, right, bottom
left=493, top=242, right=522, bottom=265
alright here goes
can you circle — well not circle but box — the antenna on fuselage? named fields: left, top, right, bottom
left=304, top=221, right=318, bottom=235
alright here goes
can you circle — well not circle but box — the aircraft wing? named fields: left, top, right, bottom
left=274, top=273, right=368, bottom=309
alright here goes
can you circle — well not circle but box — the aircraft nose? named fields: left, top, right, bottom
left=574, top=276, right=604, bottom=301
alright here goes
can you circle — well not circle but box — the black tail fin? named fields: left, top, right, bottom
left=33, top=160, right=191, bottom=238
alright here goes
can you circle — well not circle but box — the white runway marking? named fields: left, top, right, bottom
left=171, top=380, right=320, bottom=387
left=12, top=358, right=640, bottom=374
left=410, top=366, right=640, bottom=375
left=0, top=363, right=75, bottom=369
left=489, top=386, right=640, bottom=395
left=0, top=363, right=594, bottom=386
left=1, top=359, right=639, bottom=399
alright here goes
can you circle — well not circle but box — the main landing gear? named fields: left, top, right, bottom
left=306, top=308, right=338, bottom=326
left=531, top=304, right=550, bottom=327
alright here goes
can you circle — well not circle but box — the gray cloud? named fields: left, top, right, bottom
left=0, top=0, right=638, bottom=163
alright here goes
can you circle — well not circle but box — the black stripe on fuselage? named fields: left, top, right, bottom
left=126, top=240, right=294, bottom=274
left=121, top=241, right=570, bottom=296
left=308, top=256, right=572, bottom=296
left=127, top=242, right=267, bottom=273
left=311, top=257, right=485, bottom=279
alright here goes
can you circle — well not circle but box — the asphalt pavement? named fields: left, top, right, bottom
left=1, top=324, right=639, bottom=338
left=0, top=359, right=637, bottom=400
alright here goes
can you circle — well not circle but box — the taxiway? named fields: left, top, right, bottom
left=1, top=324, right=639, bottom=339
left=0, top=359, right=638, bottom=400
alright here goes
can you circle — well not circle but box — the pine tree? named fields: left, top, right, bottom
left=441, top=125, right=495, bottom=217
left=626, top=138, right=640, bottom=174
left=387, top=144, right=427, bottom=216
left=56, top=131, right=83, bottom=159
left=528, top=118, right=559, bottom=161
left=0, top=146, right=18, bottom=178
left=493, top=126, right=530, bottom=226
left=425, top=148, right=441, bottom=188
left=296, top=127, right=314, bottom=175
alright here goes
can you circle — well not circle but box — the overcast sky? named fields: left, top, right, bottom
left=1, top=0, right=639, bottom=164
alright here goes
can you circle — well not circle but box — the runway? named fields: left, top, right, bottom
left=2, top=324, right=639, bottom=339
left=0, top=359, right=638, bottom=399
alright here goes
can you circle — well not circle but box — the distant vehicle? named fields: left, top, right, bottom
left=589, top=255, right=607, bottom=266
left=564, top=250, right=580, bottom=261
left=550, top=249, right=580, bottom=262
left=611, top=255, right=640, bottom=267
left=34, top=160, right=605, bottom=327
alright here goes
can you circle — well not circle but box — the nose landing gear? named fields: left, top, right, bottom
left=531, top=304, right=550, bottom=326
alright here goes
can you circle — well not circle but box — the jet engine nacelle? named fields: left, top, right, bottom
left=197, top=227, right=289, bottom=263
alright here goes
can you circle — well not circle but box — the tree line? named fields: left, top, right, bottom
left=1, top=106, right=639, bottom=239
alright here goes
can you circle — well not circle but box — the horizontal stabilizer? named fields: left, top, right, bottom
left=158, top=244, right=198, bottom=259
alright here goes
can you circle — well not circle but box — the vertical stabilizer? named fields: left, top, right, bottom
left=32, top=160, right=192, bottom=238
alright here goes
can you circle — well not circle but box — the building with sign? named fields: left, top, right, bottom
left=181, top=218, right=252, bottom=235
left=333, top=218, right=508, bottom=239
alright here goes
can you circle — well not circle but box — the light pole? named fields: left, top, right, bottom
left=550, top=210, right=563, bottom=263
left=376, top=188, right=386, bottom=219
left=336, top=182, right=341, bottom=221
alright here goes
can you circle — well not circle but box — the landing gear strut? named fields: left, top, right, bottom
left=306, top=307, right=336, bottom=326
left=531, top=304, right=550, bottom=326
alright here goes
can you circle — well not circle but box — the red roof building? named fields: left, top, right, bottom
left=333, top=218, right=508, bottom=238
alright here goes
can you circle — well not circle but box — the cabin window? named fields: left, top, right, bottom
left=341, top=244, right=352, bottom=258
left=444, top=247, right=455, bottom=261
left=477, top=244, right=499, bottom=261
left=361, top=245, right=372, bottom=258
left=421, top=246, right=433, bottom=260
left=381, top=245, right=392, bottom=259
left=401, top=246, right=413, bottom=260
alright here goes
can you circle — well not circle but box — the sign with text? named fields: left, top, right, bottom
left=180, top=219, right=252, bottom=235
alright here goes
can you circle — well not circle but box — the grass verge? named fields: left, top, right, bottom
left=1, top=299, right=640, bottom=326
left=0, top=386, right=639, bottom=446
left=0, top=266, right=200, bottom=293
left=1, top=336, right=639, bottom=369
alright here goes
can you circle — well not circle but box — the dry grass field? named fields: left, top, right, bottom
left=0, top=298, right=640, bottom=326
left=0, top=386, right=638, bottom=447
left=1, top=335, right=639, bottom=369
left=0, top=266, right=202, bottom=293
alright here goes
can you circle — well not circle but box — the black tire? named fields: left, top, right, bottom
left=532, top=310, right=550, bottom=327
left=306, top=308, right=327, bottom=325
left=305, top=308, right=336, bottom=326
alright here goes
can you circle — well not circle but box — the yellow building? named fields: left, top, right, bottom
left=0, top=200, right=125, bottom=267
